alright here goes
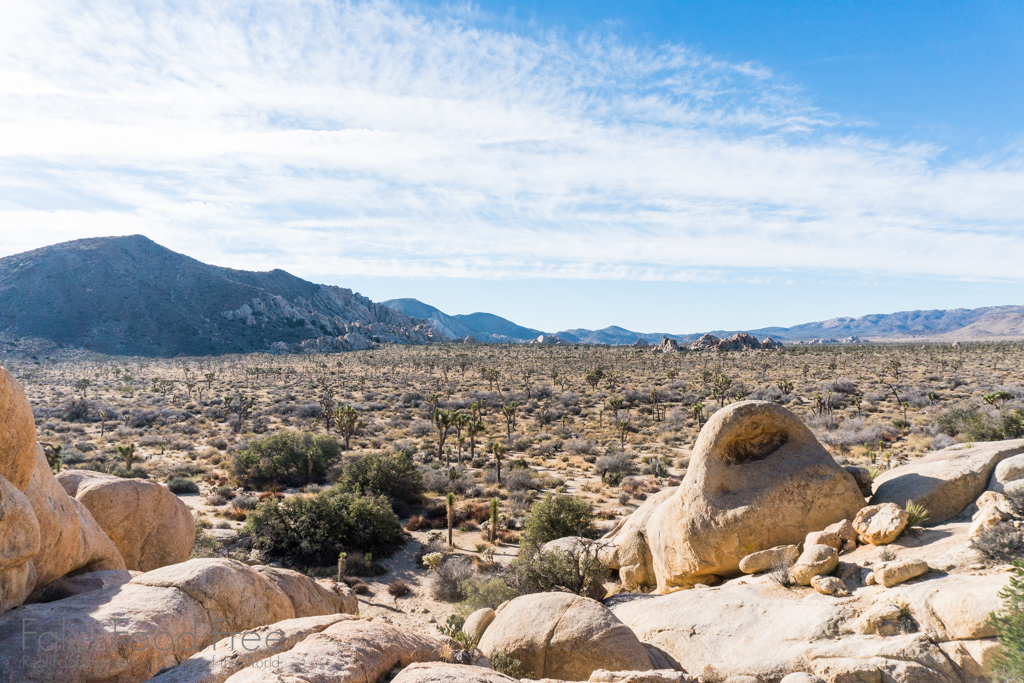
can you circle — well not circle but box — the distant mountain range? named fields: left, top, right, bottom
left=384, top=298, right=1024, bottom=345
left=0, top=235, right=435, bottom=356
left=0, top=235, right=1022, bottom=356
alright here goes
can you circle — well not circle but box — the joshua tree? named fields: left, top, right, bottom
left=434, top=409, right=455, bottom=466
left=43, top=443, right=63, bottom=473
left=452, top=411, right=469, bottom=463
left=649, top=389, right=664, bottom=421
left=117, top=443, right=137, bottom=471
left=606, top=397, right=624, bottom=423
left=501, top=401, right=519, bottom=439
left=585, top=368, right=604, bottom=391
left=489, top=497, right=500, bottom=543
left=489, top=440, right=507, bottom=485
left=776, top=378, right=794, bottom=396
left=317, top=378, right=337, bottom=432
left=466, top=418, right=486, bottom=461
left=446, top=492, right=455, bottom=547
left=617, top=419, right=630, bottom=448
left=333, top=405, right=363, bottom=450
left=74, top=378, right=91, bottom=400
left=691, top=400, right=705, bottom=432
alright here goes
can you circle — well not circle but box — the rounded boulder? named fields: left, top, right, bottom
left=477, top=592, right=653, bottom=680
left=57, top=469, right=195, bottom=571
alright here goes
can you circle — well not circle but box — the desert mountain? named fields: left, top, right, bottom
left=383, top=298, right=544, bottom=343
left=0, top=235, right=436, bottom=356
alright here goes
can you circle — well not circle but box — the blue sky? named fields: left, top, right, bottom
left=1, top=1, right=1023, bottom=333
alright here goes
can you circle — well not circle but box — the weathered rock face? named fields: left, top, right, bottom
left=392, top=662, right=518, bottom=683
left=989, top=452, right=1024, bottom=494
left=477, top=592, right=653, bottom=680
left=27, top=568, right=133, bottom=604
left=0, top=473, right=39, bottom=612
left=463, top=607, right=496, bottom=643
left=252, top=565, right=355, bottom=618
left=871, top=440, right=1024, bottom=524
left=149, top=613, right=357, bottom=683
left=610, top=401, right=865, bottom=591
left=24, top=445, right=126, bottom=590
left=58, top=468, right=195, bottom=571
left=609, top=566, right=1002, bottom=683
left=220, top=619, right=444, bottom=682
left=853, top=503, right=910, bottom=546
left=790, top=545, right=839, bottom=586
left=0, top=366, right=38, bottom=492
left=0, top=558, right=357, bottom=683
left=738, top=545, right=800, bottom=575
left=600, top=487, right=676, bottom=590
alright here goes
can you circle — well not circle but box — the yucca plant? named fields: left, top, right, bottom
left=905, top=500, right=929, bottom=528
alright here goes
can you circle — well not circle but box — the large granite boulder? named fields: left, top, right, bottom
left=58, top=468, right=196, bottom=571
left=0, top=558, right=357, bottom=683
left=605, top=401, right=865, bottom=591
left=149, top=613, right=357, bottom=683
left=609, top=567, right=1006, bottom=682
left=0, top=366, right=39, bottom=492
left=392, top=662, right=518, bottom=683
left=871, top=440, right=1024, bottom=524
left=477, top=592, right=653, bottom=680
left=25, top=445, right=126, bottom=590
left=989, top=452, right=1024, bottom=495
left=0, top=473, right=39, bottom=613
left=218, top=619, right=444, bottom=682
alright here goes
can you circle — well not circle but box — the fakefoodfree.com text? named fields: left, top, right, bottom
left=21, top=616, right=286, bottom=664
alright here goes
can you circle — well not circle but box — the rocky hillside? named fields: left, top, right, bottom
left=0, top=236, right=437, bottom=355
left=383, top=298, right=544, bottom=342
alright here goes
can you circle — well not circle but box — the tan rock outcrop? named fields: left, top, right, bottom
left=607, top=402, right=864, bottom=591
left=478, top=592, right=653, bottom=680
left=738, top=544, right=799, bottom=575
left=252, top=565, right=356, bottom=618
left=871, top=440, right=1024, bottom=524
left=392, top=662, right=518, bottom=683
left=0, top=557, right=347, bottom=682
left=873, top=559, right=929, bottom=588
left=989, top=452, right=1024, bottom=494
left=0, top=366, right=39, bottom=492
left=463, top=607, right=496, bottom=643
left=600, top=487, right=675, bottom=589
left=27, top=568, right=132, bottom=603
left=58, top=468, right=196, bottom=571
left=853, top=503, right=909, bottom=545
left=220, top=619, right=445, bottom=682
left=810, top=575, right=848, bottom=597
left=790, top=544, right=839, bottom=586
left=25, top=445, right=126, bottom=590
left=0, top=473, right=39, bottom=612
left=149, top=613, right=357, bottom=683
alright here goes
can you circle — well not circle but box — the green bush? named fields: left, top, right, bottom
left=459, top=575, right=517, bottom=613
left=231, top=431, right=342, bottom=489
left=936, top=405, right=1001, bottom=442
left=989, top=560, right=1024, bottom=681
left=167, top=477, right=200, bottom=494
left=509, top=544, right=607, bottom=599
left=335, top=450, right=423, bottom=508
left=241, top=486, right=401, bottom=566
left=520, top=494, right=596, bottom=549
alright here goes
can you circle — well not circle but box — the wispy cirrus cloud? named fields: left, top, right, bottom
left=0, top=0, right=1022, bottom=282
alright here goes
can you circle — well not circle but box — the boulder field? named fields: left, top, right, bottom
left=0, top=366, right=1018, bottom=683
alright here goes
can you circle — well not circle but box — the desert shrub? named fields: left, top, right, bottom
left=387, top=579, right=411, bottom=599
left=190, top=518, right=218, bottom=558
left=989, top=560, right=1024, bottom=681
left=458, top=575, right=517, bottom=613
left=503, top=469, right=536, bottom=492
left=972, top=525, right=1024, bottom=564
left=491, top=652, right=528, bottom=678
left=241, top=486, right=401, bottom=566
left=231, top=493, right=259, bottom=511
left=166, top=477, right=199, bottom=494
left=520, top=494, right=596, bottom=549
left=231, top=431, right=342, bottom=489
left=430, top=555, right=475, bottom=602
left=509, top=544, right=607, bottom=598
left=595, top=453, right=637, bottom=485
left=335, top=451, right=423, bottom=508
left=1001, top=410, right=1024, bottom=440
left=564, top=438, right=596, bottom=455
left=937, top=405, right=1001, bottom=442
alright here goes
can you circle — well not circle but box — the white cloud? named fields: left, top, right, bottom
left=0, top=0, right=1022, bottom=283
